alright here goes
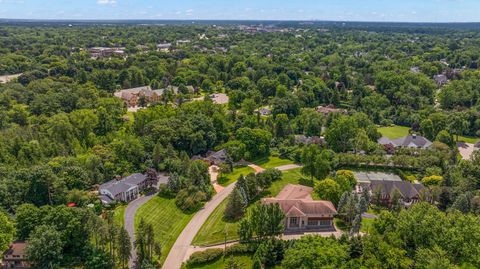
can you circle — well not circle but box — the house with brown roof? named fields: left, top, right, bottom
left=367, top=180, right=426, bottom=207
left=315, top=105, right=347, bottom=116
left=262, top=184, right=337, bottom=232
left=2, top=241, right=30, bottom=269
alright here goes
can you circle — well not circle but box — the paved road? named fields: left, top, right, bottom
left=162, top=182, right=236, bottom=269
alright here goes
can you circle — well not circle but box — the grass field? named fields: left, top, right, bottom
left=377, top=125, right=410, bottom=139
left=135, top=196, right=194, bottom=264
left=114, top=205, right=126, bottom=227
left=251, top=156, right=294, bottom=169
left=183, top=255, right=254, bottom=269
left=378, top=125, right=479, bottom=143
left=192, top=168, right=305, bottom=246
left=217, top=166, right=255, bottom=187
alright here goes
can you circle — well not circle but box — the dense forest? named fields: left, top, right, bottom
left=0, top=22, right=480, bottom=268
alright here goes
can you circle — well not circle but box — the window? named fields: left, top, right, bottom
left=307, top=219, right=318, bottom=226
left=290, top=217, right=298, bottom=225
left=319, top=220, right=331, bottom=226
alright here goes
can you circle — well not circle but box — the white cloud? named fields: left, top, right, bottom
left=97, top=0, right=116, bottom=5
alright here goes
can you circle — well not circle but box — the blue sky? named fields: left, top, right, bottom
left=0, top=0, right=478, bottom=22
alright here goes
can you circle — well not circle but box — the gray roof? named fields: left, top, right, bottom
left=378, top=135, right=432, bottom=149
left=205, top=149, right=228, bottom=162
left=99, top=173, right=146, bottom=197
left=370, top=180, right=425, bottom=200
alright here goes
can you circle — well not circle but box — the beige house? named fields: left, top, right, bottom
left=262, top=184, right=337, bottom=232
left=2, top=241, right=30, bottom=269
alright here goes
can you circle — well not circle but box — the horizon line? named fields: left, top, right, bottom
left=1, top=18, right=480, bottom=24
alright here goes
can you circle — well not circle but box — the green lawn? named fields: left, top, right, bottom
left=192, top=168, right=305, bottom=246
left=135, top=196, right=194, bottom=264
left=218, top=166, right=255, bottom=187
left=251, top=156, right=294, bottom=169
left=378, top=125, right=479, bottom=143
left=377, top=125, right=410, bottom=139
left=457, top=135, right=480, bottom=144
left=114, top=205, right=126, bottom=227
left=183, top=255, right=254, bottom=269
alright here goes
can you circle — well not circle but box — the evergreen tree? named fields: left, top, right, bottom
left=117, top=227, right=131, bottom=269
left=224, top=187, right=246, bottom=220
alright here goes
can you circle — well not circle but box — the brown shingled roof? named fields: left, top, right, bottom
left=262, top=184, right=337, bottom=216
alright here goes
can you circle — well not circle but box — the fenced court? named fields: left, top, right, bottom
left=353, top=171, right=402, bottom=183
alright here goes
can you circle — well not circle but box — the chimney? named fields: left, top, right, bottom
left=412, top=134, right=417, bottom=139
left=115, top=175, right=122, bottom=181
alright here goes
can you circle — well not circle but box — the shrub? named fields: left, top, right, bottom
left=422, top=175, right=443, bottom=186
left=225, top=243, right=256, bottom=255
left=186, top=248, right=223, bottom=266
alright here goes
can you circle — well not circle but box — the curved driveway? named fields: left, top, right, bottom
left=162, top=163, right=303, bottom=269
left=125, top=193, right=157, bottom=269
left=162, top=182, right=236, bottom=269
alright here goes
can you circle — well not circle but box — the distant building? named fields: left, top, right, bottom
left=176, top=40, right=191, bottom=46
left=88, top=47, right=125, bottom=59
left=294, top=135, right=325, bottom=146
left=262, top=184, right=337, bottom=232
left=378, top=134, right=432, bottom=149
left=410, top=66, right=421, bottom=73
left=315, top=105, right=347, bottom=116
left=114, top=86, right=159, bottom=108
left=157, top=43, right=172, bottom=52
left=0, top=73, right=22, bottom=84
left=209, top=93, right=229, bottom=105
left=204, top=149, right=228, bottom=166
left=98, top=173, right=147, bottom=204
left=2, top=241, right=30, bottom=269
left=256, top=107, right=272, bottom=116
left=365, top=180, right=426, bottom=207
left=433, top=74, right=448, bottom=87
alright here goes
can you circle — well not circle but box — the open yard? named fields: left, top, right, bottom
left=183, top=254, right=255, bottom=269
left=192, top=168, right=305, bottom=246
left=114, top=205, right=126, bottom=227
left=135, top=196, right=194, bottom=264
left=251, top=155, right=294, bottom=169
left=378, top=125, right=479, bottom=143
left=217, top=166, right=255, bottom=187
left=377, top=125, right=410, bottom=139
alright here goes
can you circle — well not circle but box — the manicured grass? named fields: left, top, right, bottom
left=184, top=255, right=254, bottom=269
left=251, top=156, right=294, bottom=169
left=379, top=125, right=479, bottom=143
left=377, top=125, right=410, bottom=139
left=192, top=168, right=305, bottom=246
left=457, top=135, right=480, bottom=144
left=192, top=199, right=238, bottom=246
left=135, top=196, right=194, bottom=264
left=218, top=166, right=255, bottom=187
left=114, top=205, right=126, bottom=227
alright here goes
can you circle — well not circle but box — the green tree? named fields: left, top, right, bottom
left=315, top=179, right=342, bottom=205
left=224, top=187, right=245, bottom=220
left=0, top=211, right=14, bottom=253
left=26, top=225, right=64, bottom=269
left=117, top=227, right=131, bottom=269
left=282, top=236, right=348, bottom=269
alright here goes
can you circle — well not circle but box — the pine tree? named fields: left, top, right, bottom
left=337, top=191, right=350, bottom=211
left=357, top=196, right=368, bottom=214
left=135, top=218, right=147, bottom=264
left=117, top=227, right=131, bottom=269
left=224, top=187, right=245, bottom=220
left=350, top=215, right=361, bottom=235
